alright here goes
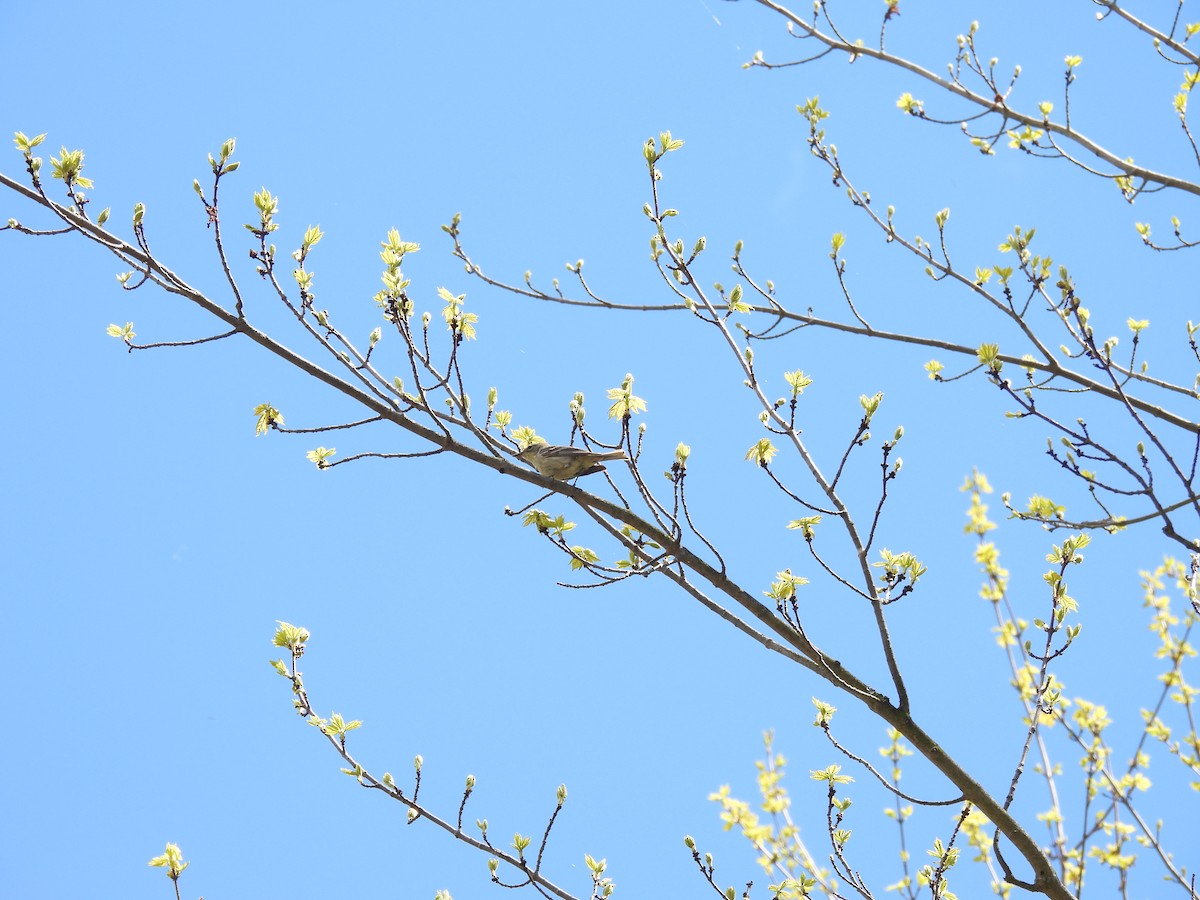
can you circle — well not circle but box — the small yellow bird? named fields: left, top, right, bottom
left=516, top=442, right=627, bottom=480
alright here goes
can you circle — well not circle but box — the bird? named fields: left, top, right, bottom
left=515, top=442, right=627, bottom=481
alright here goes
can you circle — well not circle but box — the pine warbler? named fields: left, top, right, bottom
left=516, top=443, right=626, bottom=480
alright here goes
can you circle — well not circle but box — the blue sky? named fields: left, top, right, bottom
left=3, top=2, right=1198, bottom=898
